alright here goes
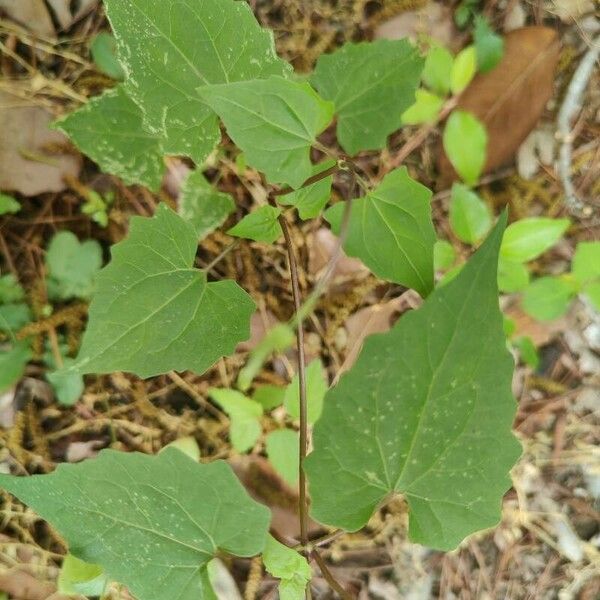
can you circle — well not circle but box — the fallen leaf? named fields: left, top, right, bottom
left=0, top=568, right=57, bottom=600
left=0, top=0, right=55, bottom=37
left=438, top=27, right=560, bottom=185
left=65, top=440, right=104, bottom=463
left=0, top=90, right=81, bottom=195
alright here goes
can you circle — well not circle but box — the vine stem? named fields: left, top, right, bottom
left=312, top=549, right=353, bottom=600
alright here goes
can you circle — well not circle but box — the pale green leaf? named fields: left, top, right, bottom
left=522, top=276, right=574, bottom=321
left=326, top=167, right=435, bottom=297
left=199, top=77, right=333, bottom=189
left=443, top=110, right=487, bottom=186
left=0, top=193, right=20, bottom=216
left=103, top=0, right=290, bottom=162
left=178, top=170, right=235, bottom=240
left=47, top=360, right=84, bottom=406
left=497, top=257, right=530, bottom=293
left=473, top=16, right=504, bottom=74
left=582, top=280, right=600, bottom=311
left=0, top=342, right=31, bottom=393
left=0, top=304, right=31, bottom=335
left=449, top=184, right=491, bottom=244
left=513, top=336, right=539, bottom=370
left=55, top=86, right=166, bottom=191
left=253, top=385, right=285, bottom=411
left=283, top=359, right=328, bottom=424
left=46, top=232, right=102, bottom=301
left=163, top=436, right=201, bottom=462
left=90, top=32, right=125, bottom=80
left=278, top=160, right=335, bottom=220
left=0, top=274, right=25, bottom=304
left=500, top=218, right=570, bottom=263
left=311, top=39, right=423, bottom=155
left=209, top=388, right=263, bottom=453
left=0, top=448, right=270, bottom=600
left=305, top=215, right=522, bottom=550
left=263, top=536, right=311, bottom=600
left=228, top=206, right=283, bottom=244
left=572, top=241, right=600, bottom=286
left=422, top=45, right=454, bottom=96
left=433, top=240, right=456, bottom=272
left=401, top=89, right=444, bottom=125
left=266, top=429, right=299, bottom=487
left=58, top=554, right=108, bottom=596
left=72, top=203, right=255, bottom=378
left=450, top=45, right=477, bottom=94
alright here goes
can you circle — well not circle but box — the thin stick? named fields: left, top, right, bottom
left=278, top=215, right=310, bottom=549
left=312, top=549, right=354, bottom=600
left=202, top=239, right=239, bottom=272
left=272, top=163, right=340, bottom=196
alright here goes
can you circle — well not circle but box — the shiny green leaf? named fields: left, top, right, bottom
left=401, top=89, right=444, bottom=125
left=500, top=218, right=570, bottom=263
left=449, top=184, right=491, bottom=244
left=422, top=45, right=454, bottom=96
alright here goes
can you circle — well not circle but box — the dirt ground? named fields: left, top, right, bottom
left=0, top=1, right=598, bottom=599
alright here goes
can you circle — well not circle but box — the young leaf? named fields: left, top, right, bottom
left=422, top=45, right=454, bottom=96
left=449, top=183, right=492, bottom=244
left=178, top=170, right=235, bottom=240
left=305, top=214, right=522, bottom=551
left=443, top=110, right=487, bottom=186
left=253, top=385, right=286, bottom=411
left=513, top=336, right=539, bottom=370
left=0, top=448, right=270, bottom=600
left=325, top=167, right=436, bottom=297
left=72, top=203, right=255, bottom=378
left=434, top=240, right=456, bottom=272
left=473, top=16, right=504, bottom=73
left=278, top=161, right=335, bottom=220
left=208, top=388, right=262, bottom=453
left=103, top=0, right=290, bottom=163
left=266, top=429, right=299, bottom=487
left=311, top=39, right=424, bottom=155
left=0, top=342, right=31, bottom=393
left=522, top=276, right=574, bottom=321
left=58, top=554, right=108, bottom=596
left=497, top=257, right=530, bottom=293
left=55, top=86, right=166, bottom=191
left=401, top=89, right=444, bottom=125
left=47, top=360, right=84, bottom=407
left=199, top=77, right=333, bottom=189
left=228, top=206, right=283, bottom=244
left=0, top=274, right=25, bottom=304
left=0, top=304, right=31, bottom=335
left=162, top=436, right=201, bottom=462
left=46, top=232, right=102, bottom=301
left=90, top=32, right=125, bottom=80
left=263, top=536, right=311, bottom=600
left=572, top=241, right=600, bottom=286
left=283, top=359, right=328, bottom=424
left=0, top=193, right=20, bottom=215
left=500, top=217, right=570, bottom=263
left=450, top=46, right=477, bottom=94
left=582, top=281, right=600, bottom=311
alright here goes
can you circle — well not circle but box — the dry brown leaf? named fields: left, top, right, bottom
left=0, top=1, right=55, bottom=37
left=0, top=569, right=58, bottom=600
left=438, top=26, right=560, bottom=185
left=505, top=302, right=567, bottom=346
left=0, top=90, right=81, bottom=196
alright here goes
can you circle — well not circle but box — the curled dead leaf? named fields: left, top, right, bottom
left=438, top=26, right=560, bottom=185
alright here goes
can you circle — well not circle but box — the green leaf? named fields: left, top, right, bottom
left=163, top=436, right=201, bottom=462
left=305, top=214, right=522, bottom=551
left=47, top=360, right=84, bottom=406
left=443, top=110, right=487, bottom=186
left=572, top=241, right=600, bottom=286
left=199, top=77, right=333, bottom=189
left=513, top=336, right=539, bottom=370
left=582, top=280, right=600, bottom=311
left=449, top=184, right=491, bottom=244
left=208, top=388, right=263, bottom=453
left=0, top=342, right=31, bottom=393
left=401, top=89, right=444, bottom=125
left=497, top=257, right=530, bottom=293
left=450, top=45, right=477, bottom=94
left=422, top=45, right=454, bottom=96
left=0, top=304, right=31, bottom=336
left=500, top=218, right=570, bottom=263
left=284, top=359, right=328, bottom=424
left=263, top=536, right=311, bottom=600
left=253, top=385, right=285, bottom=411
left=0, top=448, right=270, bottom=600
left=434, top=240, right=456, bottom=272
left=58, top=554, right=108, bottom=596
left=0, top=193, right=20, bottom=216
left=73, top=203, right=255, bottom=378
left=326, top=167, right=436, bottom=297
left=311, top=39, right=424, bottom=155
left=266, top=429, right=299, bottom=487
left=103, top=0, right=290, bottom=163
left=55, top=86, right=166, bottom=192
left=473, top=16, right=504, bottom=73
left=228, top=206, right=283, bottom=244
left=90, top=32, right=125, bottom=80
left=278, top=160, right=335, bottom=220
left=522, top=276, right=574, bottom=321
left=45, top=232, right=102, bottom=301
left=0, top=274, right=25, bottom=304
left=178, top=170, right=235, bottom=240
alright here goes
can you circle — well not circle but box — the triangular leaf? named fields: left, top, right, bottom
left=326, top=167, right=435, bottom=297
left=104, top=0, right=291, bottom=162
left=305, top=214, right=522, bottom=551
left=72, top=204, right=255, bottom=378
left=228, top=206, right=283, bottom=244
left=0, top=448, right=270, bottom=600
left=311, top=39, right=423, bottom=155
left=199, top=77, right=334, bottom=188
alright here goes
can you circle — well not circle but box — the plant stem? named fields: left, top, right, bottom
left=312, top=549, right=353, bottom=600
left=272, top=163, right=339, bottom=196
left=278, top=214, right=310, bottom=549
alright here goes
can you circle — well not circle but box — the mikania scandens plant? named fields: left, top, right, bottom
left=0, top=1, right=522, bottom=598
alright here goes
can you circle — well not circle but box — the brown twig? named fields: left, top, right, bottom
left=272, top=164, right=340, bottom=197
left=312, top=548, right=354, bottom=600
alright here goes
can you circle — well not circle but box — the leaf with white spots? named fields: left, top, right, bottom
left=305, top=214, right=521, bottom=551
left=0, top=448, right=270, bottom=600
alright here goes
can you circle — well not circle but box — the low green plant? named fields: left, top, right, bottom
left=0, top=2, right=529, bottom=598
